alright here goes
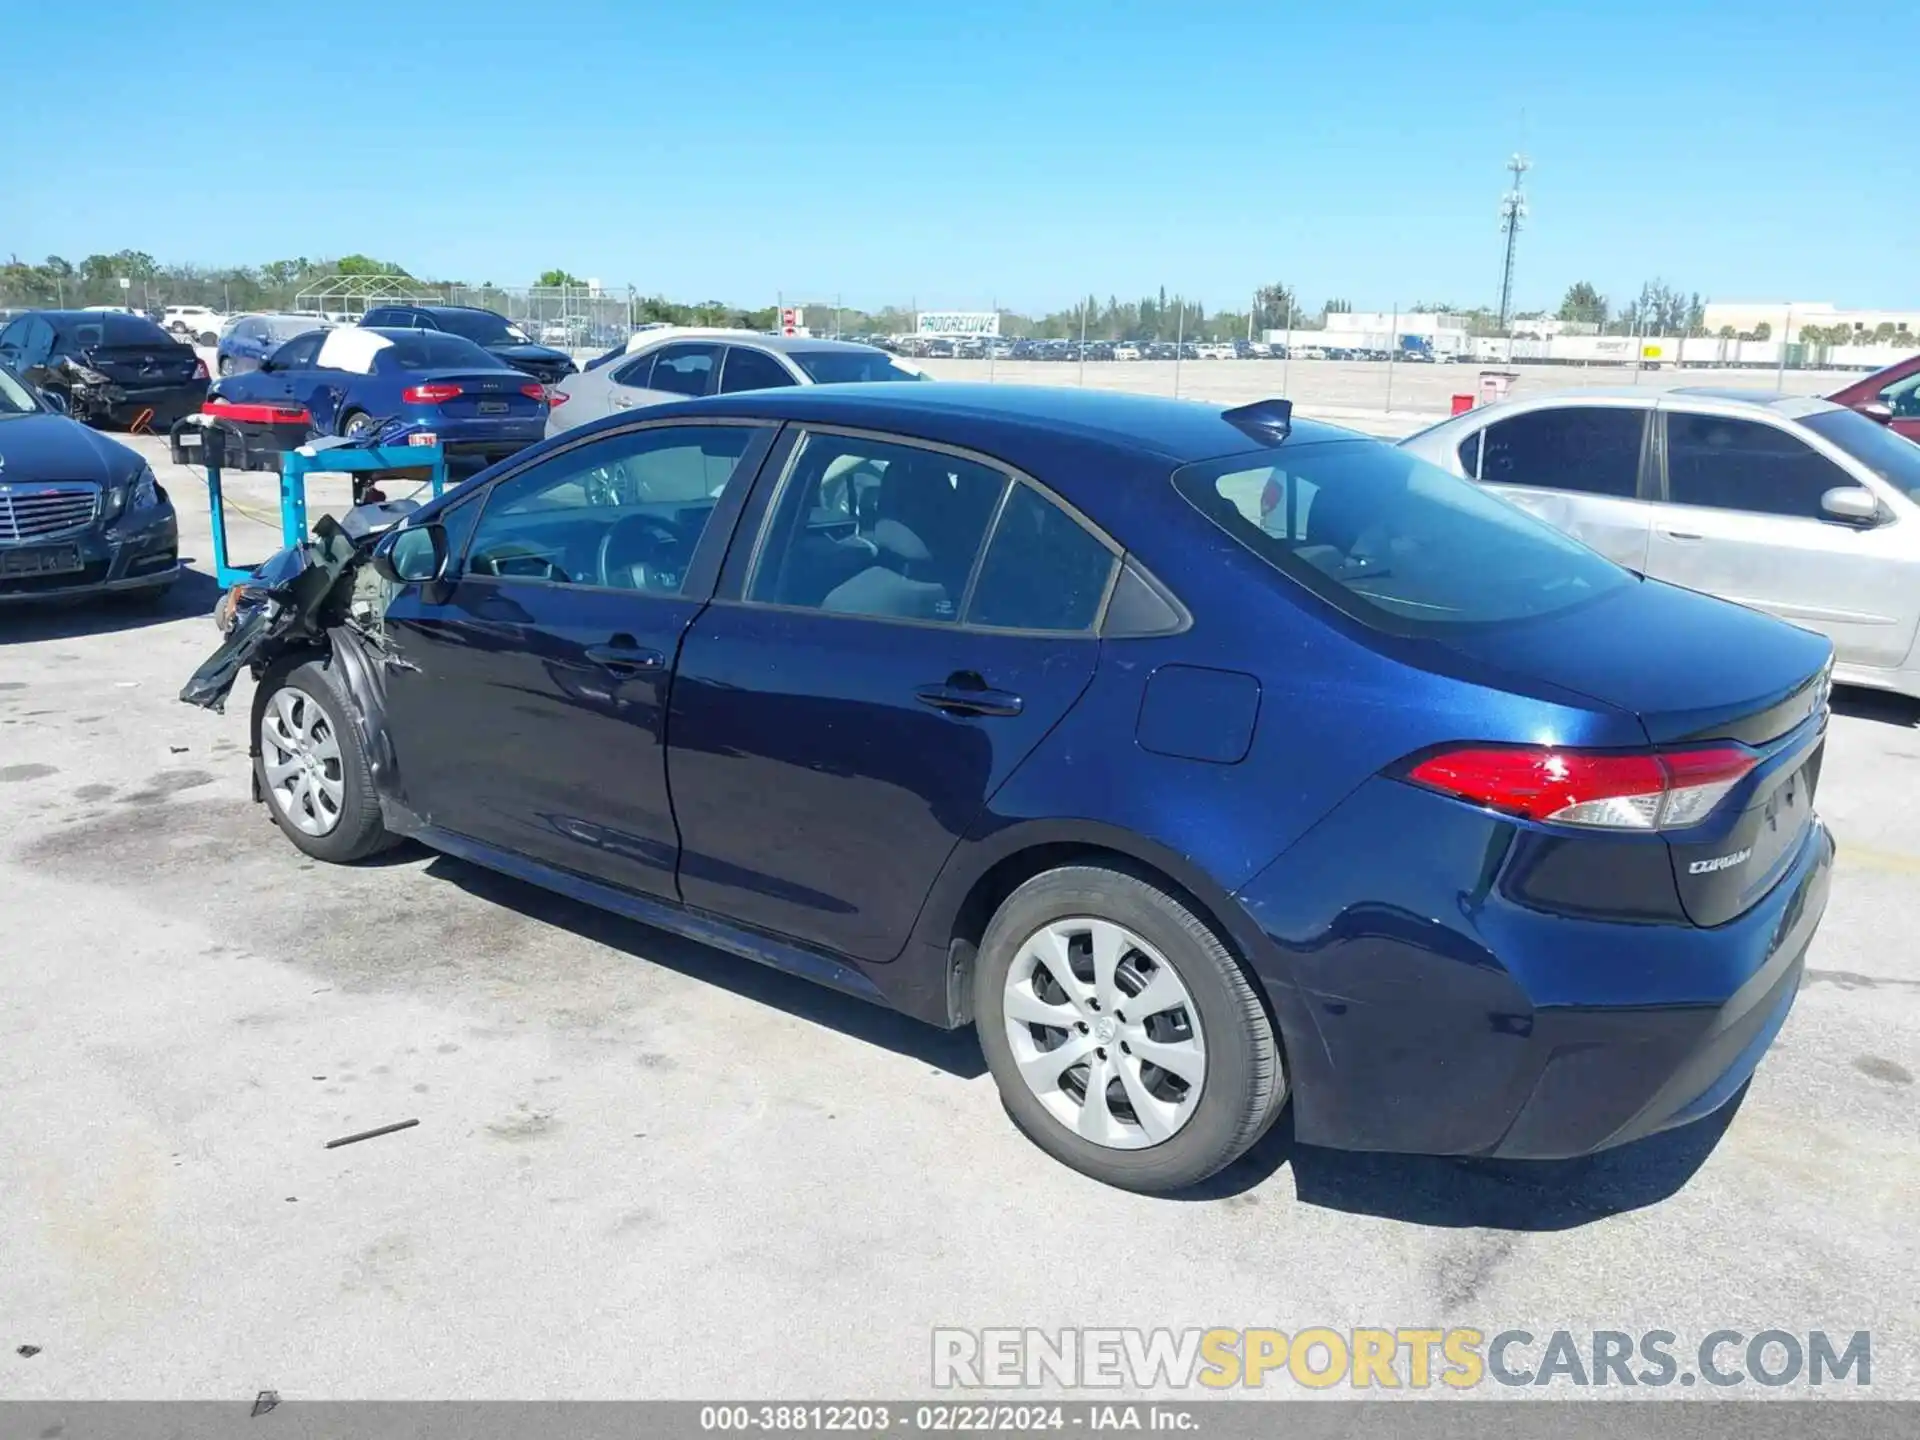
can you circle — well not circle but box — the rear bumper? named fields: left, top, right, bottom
left=70, top=380, right=208, bottom=429
left=0, top=506, right=180, bottom=603
left=1232, top=774, right=1836, bottom=1159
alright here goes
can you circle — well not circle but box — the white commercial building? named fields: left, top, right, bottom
left=1701, top=302, right=1920, bottom=343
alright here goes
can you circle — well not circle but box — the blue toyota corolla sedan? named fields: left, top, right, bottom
left=208, top=326, right=549, bottom=464
left=182, top=383, right=1835, bottom=1192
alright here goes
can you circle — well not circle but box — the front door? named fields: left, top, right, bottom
left=378, top=419, right=775, bottom=898
left=668, top=427, right=1118, bottom=963
left=1645, top=408, right=1919, bottom=668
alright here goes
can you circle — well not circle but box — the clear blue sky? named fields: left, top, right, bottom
left=3, top=0, right=1914, bottom=316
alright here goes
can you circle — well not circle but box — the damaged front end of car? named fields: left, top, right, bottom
left=181, top=500, right=424, bottom=814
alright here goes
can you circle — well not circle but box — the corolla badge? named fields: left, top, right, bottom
left=1689, top=848, right=1752, bottom=875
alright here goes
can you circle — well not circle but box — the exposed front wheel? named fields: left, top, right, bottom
left=254, top=659, right=395, bottom=863
left=341, top=410, right=377, bottom=439
left=217, top=356, right=234, bottom=377
left=974, top=865, right=1286, bottom=1192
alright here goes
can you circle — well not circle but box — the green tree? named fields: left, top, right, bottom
left=537, top=269, right=583, bottom=288
left=1323, top=297, right=1352, bottom=316
left=1253, top=283, right=1298, bottom=331
left=1557, top=281, right=1607, bottom=327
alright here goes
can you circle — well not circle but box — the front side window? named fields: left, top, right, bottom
left=748, top=431, right=1008, bottom=623
left=465, top=424, right=761, bottom=593
left=718, top=346, right=796, bottom=394
left=648, top=344, right=718, bottom=398
left=1475, top=407, right=1646, bottom=498
left=1880, top=371, right=1920, bottom=420
left=1175, top=439, right=1632, bottom=635
left=1665, top=413, right=1865, bottom=519
left=1803, top=407, right=1920, bottom=503
left=613, top=353, right=656, bottom=389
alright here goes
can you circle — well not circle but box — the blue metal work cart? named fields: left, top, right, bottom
left=179, top=423, right=448, bottom=588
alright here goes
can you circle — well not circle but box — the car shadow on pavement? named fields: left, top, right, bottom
left=424, top=853, right=989, bottom=1078
left=1832, top=685, right=1920, bottom=728
left=0, top=565, right=222, bottom=644
left=1183, top=1087, right=1745, bottom=1227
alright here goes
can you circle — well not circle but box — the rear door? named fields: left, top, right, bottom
left=378, top=419, right=777, bottom=899
left=717, top=345, right=800, bottom=395
left=668, top=426, right=1116, bottom=963
left=1646, top=407, right=1915, bottom=667
left=1464, top=403, right=1654, bottom=570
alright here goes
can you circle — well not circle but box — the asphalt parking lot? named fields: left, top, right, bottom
left=3, top=411, right=1919, bottom=1400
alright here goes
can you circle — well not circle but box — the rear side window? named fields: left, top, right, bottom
left=1664, top=414, right=1863, bottom=519
left=1475, top=407, right=1645, bottom=497
left=613, top=353, right=656, bottom=389
left=649, top=344, right=718, bottom=398
left=964, top=483, right=1115, bottom=632
left=748, top=431, right=1007, bottom=623
left=1174, top=439, right=1631, bottom=636
left=718, top=346, right=796, bottom=394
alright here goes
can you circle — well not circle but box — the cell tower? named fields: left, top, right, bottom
left=1497, top=152, right=1530, bottom=330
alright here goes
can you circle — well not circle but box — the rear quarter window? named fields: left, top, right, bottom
left=1174, top=439, right=1632, bottom=636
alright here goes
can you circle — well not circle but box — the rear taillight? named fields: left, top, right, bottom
left=1407, top=744, right=1760, bottom=831
left=192, top=359, right=210, bottom=380
left=548, top=390, right=569, bottom=407
left=522, top=383, right=548, bottom=402
left=402, top=382, right=463, bottom=404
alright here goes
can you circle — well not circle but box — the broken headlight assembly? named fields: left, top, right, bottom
left=102, top=464, right=161, bottom=523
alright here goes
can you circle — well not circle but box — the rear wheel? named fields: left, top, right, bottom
left=217, top=356, right=235, bottom=377
left=254, top=658, right=394, bottom=863
left=197, top=330, right=218, bottom=347
left=341, top=410, right=377, bottom=440
left=974, top=865, right=1286, bottom=1192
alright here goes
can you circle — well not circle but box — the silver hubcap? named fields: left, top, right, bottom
left=1002, top=917, right=1207, bottom=1150
left=260, top=687, right=345, bottom=836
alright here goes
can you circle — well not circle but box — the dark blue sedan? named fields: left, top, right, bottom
left=208, top=327, right=549, bottom=463
left=183, top=383, right=1835, bottom=1192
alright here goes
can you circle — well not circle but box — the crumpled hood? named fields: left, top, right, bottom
left=0, top=414, right=138, bottom=486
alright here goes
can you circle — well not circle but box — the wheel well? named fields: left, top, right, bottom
left=946, top=842, right=1277, bottom=1033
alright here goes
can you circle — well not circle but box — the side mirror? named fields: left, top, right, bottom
left=39, top=388, right=69, bottom=415
left=1820, top=487, right=1881, bottom=527
left=373, top=523, right=448, bottom=584
left=1856, top=401, right=1894, bottom=425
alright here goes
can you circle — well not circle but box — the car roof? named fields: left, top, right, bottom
left=1435, top=386, right=1848, bottom=420
left=628, top=382, right=1359, bottom=466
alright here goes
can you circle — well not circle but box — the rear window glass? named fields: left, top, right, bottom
left=789, top=350, right=928, bottom=384
left=382, top=333, right=500, bottom=370
left=70, top=314, right=174, bottom=347
left=1173, top=439, right=1632, bottom=635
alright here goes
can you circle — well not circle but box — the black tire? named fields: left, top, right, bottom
left=197, top=330, right=217, bottom=347
left=217, top=356, right=234, bottom=377
left=253, top=657, right=396, bottom=863
left=974, top=865, right=1286, bottom=1193
left=340, top=410, right=376, bottom=439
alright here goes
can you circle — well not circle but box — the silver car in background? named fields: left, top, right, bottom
left=1400, top=388, right=1920, bottom=701
left=546, top=331, right=927, bottom=436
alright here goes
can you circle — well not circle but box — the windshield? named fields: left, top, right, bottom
left=0, top=364, right=39, bottom=415
left=790, top=350, right=928, bottom=384
left=382, top=333, right=503, bottom=370
left=1173, top=438, right=1632, bottom=635
left=1803, top=408, right=1920, bottom=502
left=433, top=310, right=532, bottom=346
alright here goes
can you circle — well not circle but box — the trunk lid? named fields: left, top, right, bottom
left=80, top=341, right=201, bottom=387
left=409, top=369, right=546, bottom=421
left=1439, top=575, right=1832, bottom=926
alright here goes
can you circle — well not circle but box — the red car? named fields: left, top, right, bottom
left=1827, top=351, right=1920, bottom=442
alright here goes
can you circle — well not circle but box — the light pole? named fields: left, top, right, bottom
left=1078, top=301, right=1089, bottom=387
left=1282, top=296, right=1292, bottom=394
left=1776, top=305, right=1792, bottom=393
left=1173, top=301, right=1185, bottom=398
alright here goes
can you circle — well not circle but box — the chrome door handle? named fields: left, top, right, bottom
left=585, top=643, right=664, bottom=675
